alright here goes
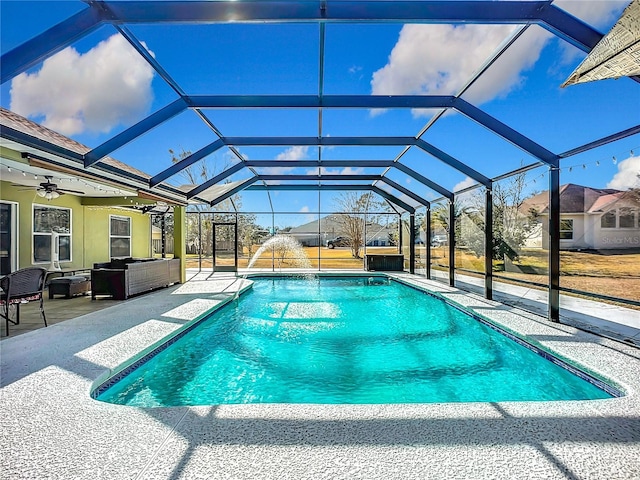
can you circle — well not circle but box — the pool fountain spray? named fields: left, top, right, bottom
left=235, top=235, right=313, bottom=301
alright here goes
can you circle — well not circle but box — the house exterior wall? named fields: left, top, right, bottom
left=592, top=214, right=640, bottom=249
left=562, top=214, right=588, bottom=250
left=82, top=205, right=151, bottom=266
left=1, top=180, right=151, bottom=271
left=537, top=211, right=640, bottom=250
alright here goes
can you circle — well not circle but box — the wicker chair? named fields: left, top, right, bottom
left=0, top=267, right=48, bottom=336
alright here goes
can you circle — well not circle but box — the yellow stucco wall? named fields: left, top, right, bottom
left=1, top=180, right=152, bottom=270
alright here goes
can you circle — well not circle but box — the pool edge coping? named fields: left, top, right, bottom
left=91, top=272, right=627, bottom=404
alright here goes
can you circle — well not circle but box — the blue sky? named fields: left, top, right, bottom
left=1, top=0, right=639, bottom=214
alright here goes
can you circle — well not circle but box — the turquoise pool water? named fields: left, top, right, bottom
left=96, top=276, right=614, bottom=406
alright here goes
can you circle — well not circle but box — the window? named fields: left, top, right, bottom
left=601, top=211, right=616, bottom=229
left=110, top=215, right=131, bottom=258
left=559, top=219, right=573, bottom=240
left=1, top=202, right=18, bottom=275
left=619, top=207, right=636, bottom=228
left=33, top=205, right=71, bottom=263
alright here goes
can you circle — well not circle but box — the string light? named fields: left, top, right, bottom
left=556, top=146, right=637, bottom=177
left=493, top=146, right=639, bottom=192
left=1, top=164, right=131, bottom=197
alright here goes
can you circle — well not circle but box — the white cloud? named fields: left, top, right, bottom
left=453, top=176, right=477, bottom=193
left=607, top=155, right=640, bottom=190
left=371, top=24, right=523, bottom=109
left=555, top=0, right=629, bottom=62
left=555, top=0, right=628, bottom=28
left=317, top=166, right=364, bottom=176
left=10, top=34, right=155, bottom=136
left=371, top=0, right=625, bottom=113
left=259, top=146, right=312, bottom=176
left=299, top=206, right=310, bottom=213
left=276, top=145, right=310, bottom=161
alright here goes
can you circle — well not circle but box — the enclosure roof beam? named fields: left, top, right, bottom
left=454, top=98, right=560, bottom=166
left=68, top=94, right=561, bottom=171
left=98, top=0, right=560, bottom=23
left=223, top=161, right=448, bottom=202
left=2, top=2, right=602, bottom=87
left=369, top=186, right=416, bottom=213
left=393, top=162, right=453, bottom=200
left=245, top=160, right=395, bottom=168
left=247, top=184, right=415, bottom=212
left=0, top=8, right=105, bottom=84
left=225, top=136, right=491, bottom=185
left=209, top=177, right=258, bottom=206
left=221, top=136, right=418, bottom=147
left=378, top=178, right=430, bottom=207
left=559, top=124, right=640, bottom=158
left=246, top=159, right=453, bottom=200
left=116, top=25, right=187, bottom=97
left=257, top=174, right=383, bottom=181
left=151, top=139, right=226, bottom=187
left=414, top=139, right=491, bottom=186
left=185, top=162, right=246, bottom=199
left=84, top=99, right=188, bottom=167
left=256, top=174, right=429, bottom=206
left=536, top=1, right=604, bottom=52
left=188, top=95, right=456, bottom=109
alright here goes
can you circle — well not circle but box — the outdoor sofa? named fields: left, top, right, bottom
left=91, top=258, right=180, bottom=300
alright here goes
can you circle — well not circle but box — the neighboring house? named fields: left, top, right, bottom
left=0, top=108, right=186, bottom=276
left=287, top=214, right=395, bottom=247
left=522, top=183, right=640, bottom=250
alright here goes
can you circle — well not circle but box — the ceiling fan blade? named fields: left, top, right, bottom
left=58, top=188, right=85, bottom=195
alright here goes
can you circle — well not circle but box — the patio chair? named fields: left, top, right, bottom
left=0, top=267, right=48, bottom=336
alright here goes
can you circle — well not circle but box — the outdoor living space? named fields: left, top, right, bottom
left=2, top=0, right=640, bottom=478
left=1, top=270, right=639, bottom=479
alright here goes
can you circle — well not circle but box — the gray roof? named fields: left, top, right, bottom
left=0, top=107, right=150, bottom=179
left=523, top=183, right=626, bottom=214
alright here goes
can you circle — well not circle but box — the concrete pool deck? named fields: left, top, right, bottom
left=1, top=271, right=639, bottom=479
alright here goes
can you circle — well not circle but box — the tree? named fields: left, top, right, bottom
left=169, top=148, right=259, bottom=257
left=431, top=201, right=472, bottom=243
left=458, top=173, right=539, bottom=263
left=332, top=192, right=388, bottom=258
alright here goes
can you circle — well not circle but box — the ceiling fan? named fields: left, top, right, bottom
left=14, top=175, right=85, bottom=199
left=36, top=176, right=85, bottom=199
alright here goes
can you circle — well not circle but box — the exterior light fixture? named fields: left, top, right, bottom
left=43, top=191, right=60, bottom=200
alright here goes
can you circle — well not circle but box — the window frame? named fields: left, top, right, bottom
left=619, top=207, right=636, bottom=229
left=32, top=203, right=72, bottom=265
left=600, top=210, right=617, bottom=229
left=559, top=218, right=573, bottom=240
left=109, top=215, right=132, bottom=258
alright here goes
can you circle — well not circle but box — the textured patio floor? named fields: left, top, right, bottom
left=1, top=271, right=639, bottom=479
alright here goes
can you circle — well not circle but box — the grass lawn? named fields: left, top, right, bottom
left=184, top=246, right=400, bottom=270
left=185, top=245, right=639, bottom=307
left=428, top=247, right=640, bottom=307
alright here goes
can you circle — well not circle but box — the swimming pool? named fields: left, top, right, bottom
left=94, top=275, right=619, bottom=406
